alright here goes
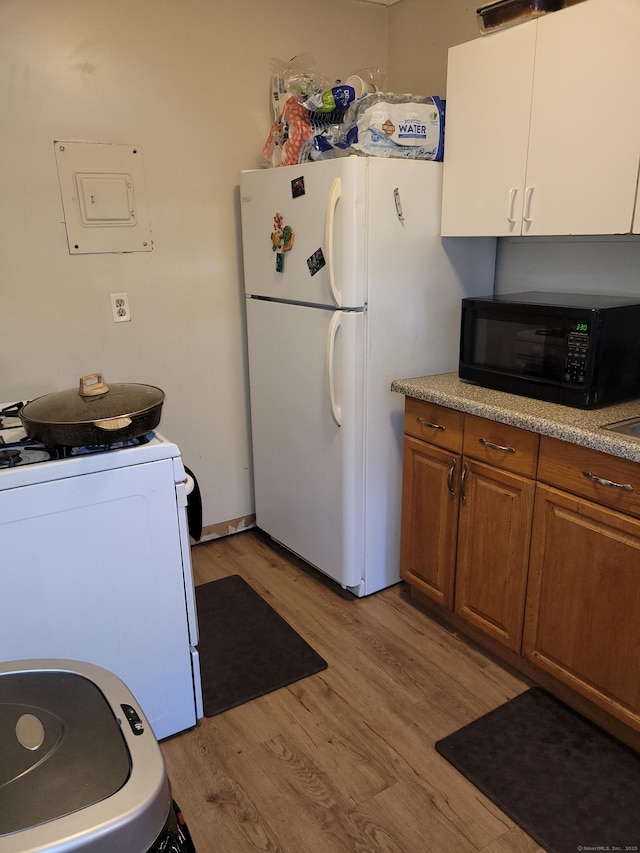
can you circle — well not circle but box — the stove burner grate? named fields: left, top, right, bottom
left=0, top=433, right=152, bottom=468
left=0, top=448, right=22, bottom=468
left=0, top=439, right=60, bottom=469
left=60, top=433, right=151, bottom=456
left=0, top=441, right=60, bottom=469
left=0, top=402, right=25, bottom=435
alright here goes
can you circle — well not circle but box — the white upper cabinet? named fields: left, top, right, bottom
left=441, top=0, right=640, bottom=237
left=526, top=0, right=640, bottom=236
left=441, top=21, right=536, bottom=237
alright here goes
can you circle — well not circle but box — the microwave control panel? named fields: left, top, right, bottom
left=564, top=331, right=589, bottom=385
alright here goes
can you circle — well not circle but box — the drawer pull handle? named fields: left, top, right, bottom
left=479, top=437, right=516, bottom=454
left=582, top=470, right=633, bottom=492
left=447, top=458, right=457, bottom=498
left=417, top=418, right=445, bottom=431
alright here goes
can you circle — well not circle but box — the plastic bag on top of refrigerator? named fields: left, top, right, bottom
left=350, top=93, right=445, bottom=161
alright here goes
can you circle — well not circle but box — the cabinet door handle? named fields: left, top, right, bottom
left=582, top=470, right=633, bottom=492
left=460, top=462, right=468, bottom=505
left=507, top=187, right=518, bottom=226
left=417, top=418, right=445, bottom=431
left=523, top=186, right=534, bottom=225
left=479, top=437, right=516, bottom=454
left=447, top=458, right=457, bottom=499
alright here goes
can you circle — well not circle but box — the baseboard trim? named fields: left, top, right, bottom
left=193, top=514, right=256, bottom=543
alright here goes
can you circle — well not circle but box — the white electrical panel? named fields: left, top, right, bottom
left=54, top=141, right=152, bottom=255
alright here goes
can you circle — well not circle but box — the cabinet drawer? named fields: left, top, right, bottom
left=463, top=415, right=539, bottom=477
left=538, top=435, right=640, bottom=519
left=404, top=398, right=464, bottom=453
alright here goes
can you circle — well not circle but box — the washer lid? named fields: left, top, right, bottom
left=0, top=671, right=131, bottom=836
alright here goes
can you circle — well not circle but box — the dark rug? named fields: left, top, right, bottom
left=435, top=688, right=640, bottom=852
left=195, top=574, right=327, bottom=717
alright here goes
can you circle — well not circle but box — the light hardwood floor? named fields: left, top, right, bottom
left=160, top=529, right=543, bottom=853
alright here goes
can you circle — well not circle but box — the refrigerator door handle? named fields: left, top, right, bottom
left=326, top=311, right=342, bottom=427
left=325, top=177, right=342, bottom=308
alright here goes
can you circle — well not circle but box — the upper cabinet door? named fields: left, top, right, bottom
left=441, top=0, right=640, bottom=237
left=525, top=0, right=640, bottom=236
left=441, top=21, right=536, bottom=237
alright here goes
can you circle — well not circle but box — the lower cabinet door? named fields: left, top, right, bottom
left=455, top=458, right=535, bottom=651
left=523, top=484, right=640, bottom=729
left=400, top=436, right=459, bottom=608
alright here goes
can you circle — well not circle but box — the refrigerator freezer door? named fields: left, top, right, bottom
left=240, top=158, right=366, bottom=309
left=246, top=297, right=364, bottom=589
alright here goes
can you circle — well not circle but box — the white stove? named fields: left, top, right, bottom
left=1, top=402, right=181, bottom=484
left=0, top=402, right=203, bottom=741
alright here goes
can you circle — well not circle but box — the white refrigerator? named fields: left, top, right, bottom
left=240, top=156, right=495, bottom=596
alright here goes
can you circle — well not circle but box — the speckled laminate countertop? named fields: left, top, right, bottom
left=391, top=373, right=640, bottom=463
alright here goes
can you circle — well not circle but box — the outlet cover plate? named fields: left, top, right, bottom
left=111, top=292, right=131, bottom=322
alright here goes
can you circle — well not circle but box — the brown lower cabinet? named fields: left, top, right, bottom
left=455, top=458, right=535, bottom=652
left=400, top=397, right=640, bottom=747
left=524, top=482, right=640, bottom=733
left=400, top=398, right=537, bottom=652
left=400, top=436, right=459, bottom=608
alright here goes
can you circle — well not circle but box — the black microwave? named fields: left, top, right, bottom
left=459, top=291, right=640, bottom=409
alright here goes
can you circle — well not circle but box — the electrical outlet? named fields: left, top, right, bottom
left=110, top=292, right=131, bottom=323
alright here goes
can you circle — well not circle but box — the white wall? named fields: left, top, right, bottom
left=387, top=0, right=480, bottom=95
left=0, top=0, right=388, bottom=535
left=495, top=237, right=640, bottom=298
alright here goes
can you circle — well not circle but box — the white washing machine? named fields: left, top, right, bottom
left=0, top=660, right=196, bottom=853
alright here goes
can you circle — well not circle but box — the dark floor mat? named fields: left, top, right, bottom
left=195, top=574, right=327, bottom=717
left=435, top=688, right=640, bottom=853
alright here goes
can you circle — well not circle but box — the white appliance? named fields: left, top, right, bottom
left=0, top=406, right=203, bottom=741
left=240, top=157, right=496, bottom=596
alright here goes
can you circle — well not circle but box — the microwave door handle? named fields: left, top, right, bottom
left=325, top=177, right=342, bottom=308
left=326, top=311, right=342, bottom=427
